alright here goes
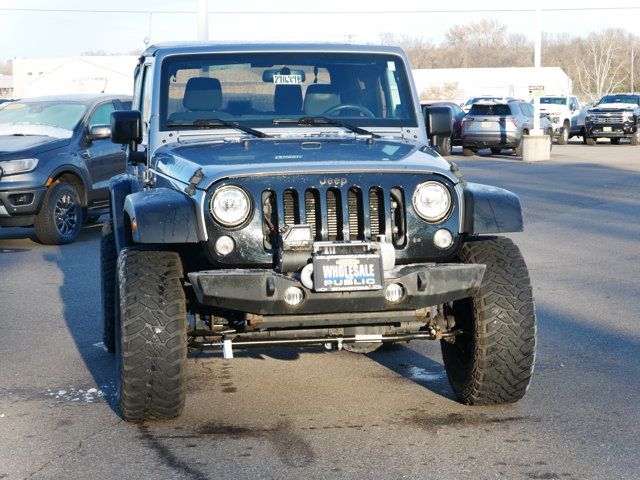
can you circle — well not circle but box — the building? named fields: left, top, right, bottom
left=12, top=56, right=137, bottom=98
left=412, top=66, right=573, bottom=103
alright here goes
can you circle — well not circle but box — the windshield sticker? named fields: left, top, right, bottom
left=273, top=74, right=303, bottom=85
left=387, top=61, right=396, bottom=72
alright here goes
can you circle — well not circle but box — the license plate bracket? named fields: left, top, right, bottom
left=313, top=253, right=384, bottom=292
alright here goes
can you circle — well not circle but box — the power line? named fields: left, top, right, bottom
left=2, top=6, right=640, bottom=14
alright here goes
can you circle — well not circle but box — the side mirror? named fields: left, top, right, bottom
left=110, top=110, right=142, bottom=145
left=424, top=106, right=453, bottom=139
left=87, top=124, right=111, bottom=141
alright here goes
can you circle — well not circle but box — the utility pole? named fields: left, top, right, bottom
left=197, top=0, right=209, bottom=41
left=532, top=7, right=542, bottom=134
left=632, top=47, right=635, bottom=93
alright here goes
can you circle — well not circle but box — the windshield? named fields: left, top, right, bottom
left=597, top=95, right=640, bottom=105
left=160, top=52, right=417, bottom=129
left=540, top=97, right=566, bottom=105
left=0, top=101, right=86, bottom=138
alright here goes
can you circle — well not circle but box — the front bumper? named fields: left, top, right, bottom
left=188, top=263, right=485, bottom=317
left=462, top=132, right=519, bottom=149
left=0, top=186, right=47, bottom=227
left=586, top=122, right=637, bottom=138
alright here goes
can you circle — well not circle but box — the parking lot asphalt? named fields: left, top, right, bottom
left=1, top=141, right=639, bottom=480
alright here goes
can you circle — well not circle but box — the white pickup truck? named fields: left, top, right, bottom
left=539, top=95, right=586, bottom=144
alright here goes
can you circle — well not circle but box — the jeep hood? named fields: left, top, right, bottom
left=153, top=137, right=457, bottom=189
left=0, top=134, right=70, bottom=157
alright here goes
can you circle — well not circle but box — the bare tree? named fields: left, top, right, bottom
left=574, top=29, right=632, bottom=102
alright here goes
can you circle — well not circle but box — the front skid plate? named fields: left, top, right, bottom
left=188, top=263, right=485, bottom=316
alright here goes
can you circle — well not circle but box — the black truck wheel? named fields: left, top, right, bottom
left=100, top=221, right=117, bottom=353
left=33, top=182, right=82, bottom=245
left=557, top=122, right=569, bottom=145
left=441, top=237, right=536, bottom=405
left=436, top=135, right=452, bottom=156
left=117, top=248, right=187, bottom=420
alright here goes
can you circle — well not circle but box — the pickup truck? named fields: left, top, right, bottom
left=584, top=93, right=640, bottom=145
left=538, top=95, right=585, bottom=144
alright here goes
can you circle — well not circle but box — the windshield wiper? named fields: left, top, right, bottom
left=272, top=116, right=380, bottom=139
left=166, top=119, right=271, bottom=138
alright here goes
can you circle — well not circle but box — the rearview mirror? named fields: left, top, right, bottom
left=424, top=106, right=453, bottom=139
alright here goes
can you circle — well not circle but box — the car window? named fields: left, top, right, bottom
left=468, top=104, right=511, bottom=116
left=88, top=102, right=115, bottom=128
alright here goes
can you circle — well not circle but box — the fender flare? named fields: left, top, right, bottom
left=109, top=174, right=138, bottom=252
left=123, top=187, right=201, bottom=244
left=462, top=182, right=523, bottom=234
left=49, top=164, right=91, bottom=205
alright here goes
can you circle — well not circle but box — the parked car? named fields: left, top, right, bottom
left=102, top=42, right=535, bottom=420
left=461, top=99, right=553, bottom=156
left=539, top=95, right=586, bottom=144
left=461, top=96, right=515, bottom=113
left=584, top=93, right=640, bottom=145
left=421, top=101, right=465, bottom=155
left=0, top=94, right=131, bottom=244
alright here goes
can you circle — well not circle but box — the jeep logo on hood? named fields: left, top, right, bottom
left=319, top=177, right=348, bottom=187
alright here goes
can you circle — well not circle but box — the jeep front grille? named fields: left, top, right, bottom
left=262, top=186, right=405, bottom=246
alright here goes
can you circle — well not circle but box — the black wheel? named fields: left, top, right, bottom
left=630, top=129, right=640, bottom=146
left=436, top=135, right=452, bottom=156
left=101, top=221, right=117, bottom=353
left=557, top=122, right=569, bottom=145
left=610, top=138, right=620, bottom=145
left=441, top=237, right=536, bottom=405
left=462, top=148, right=475, bottom=157
left=586, top=137, right=596, bottom=146
left=117, top=248, right=187, bottom=420
left=34, top=182, right=82, bottom=245
left=489, top=147, right=502, bottom=155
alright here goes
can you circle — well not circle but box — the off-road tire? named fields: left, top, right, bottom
left=463, top=148, right=475, bottom=157
left=586, top=137, right=596, bottom=146
left=441, top=237, right=536, bottom=405
left=630, top=128, right=640, bottom=146
left=33, top=182, right=82, bottom=245
left=100, top=221, right=117, bottom=353
left=557, top=122, right=569, bottom=145
left=490, top=147, right=502, bottom=155
left=117, top=248, right=187, bottom=420
left=436, top=135, right=452, bottom=156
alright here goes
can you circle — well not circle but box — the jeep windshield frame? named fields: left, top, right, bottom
left=159, top=52, right=417, bottom=131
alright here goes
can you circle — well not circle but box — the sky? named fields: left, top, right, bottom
left=1, top=0, right=640, bottom=61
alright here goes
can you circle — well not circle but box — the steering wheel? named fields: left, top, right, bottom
left=322, top=104, right=376, bottom=118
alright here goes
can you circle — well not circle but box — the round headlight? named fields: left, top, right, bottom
left=210, top=186, right=251, bottom=227
left=413, top=181, right=452, bottom=222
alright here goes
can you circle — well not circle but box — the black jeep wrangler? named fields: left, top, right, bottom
left=103, top=43, right=536, bottom=420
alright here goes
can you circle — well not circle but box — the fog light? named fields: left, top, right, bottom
left=385, top=283, right=404, bottom=303
left=284, top=286, right=305, bottom=306
left=433, top=228, right=454, bottom=249
left=214, top=235, right=235, bottom=256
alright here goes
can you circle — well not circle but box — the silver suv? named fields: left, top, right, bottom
left=461, top=99, right=553, bottom=156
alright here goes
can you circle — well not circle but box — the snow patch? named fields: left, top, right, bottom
left=405, top=365, right=446, bottom=382
left=92, top=342, right=109, bottom=352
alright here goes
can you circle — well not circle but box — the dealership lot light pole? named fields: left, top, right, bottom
left=198, top=0, right=208, bottom=41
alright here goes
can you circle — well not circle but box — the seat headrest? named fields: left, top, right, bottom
left=274, top=84, right=303, bottom=115
left=183, top=77, right=222, bottom=111
left=303, top=84, right=341, bottom=116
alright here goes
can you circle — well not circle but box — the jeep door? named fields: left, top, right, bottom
left=82, top=100, right=126, bottom=207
